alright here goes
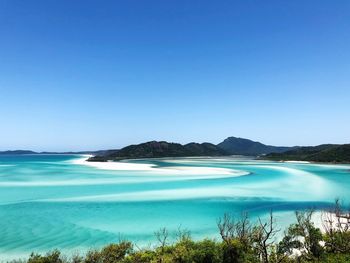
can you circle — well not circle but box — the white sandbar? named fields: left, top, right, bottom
left=72, top=155, right=248, bottom=176
left=284, top=161, right=311, bottom=163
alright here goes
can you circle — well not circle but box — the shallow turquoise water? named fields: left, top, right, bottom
left=0, top=155, right=349, bottom=259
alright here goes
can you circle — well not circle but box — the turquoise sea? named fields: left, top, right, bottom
left=0, top=154, right=349, bottom=259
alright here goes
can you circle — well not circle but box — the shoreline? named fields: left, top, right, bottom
left=260, top=158, right=350, bottom=165
left=283, top=160, right=310, bottom=164
left=72, top=155, right=249, bottom=176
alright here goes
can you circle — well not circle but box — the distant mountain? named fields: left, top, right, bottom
left=0, top=150, right=37, bottom=155
left=185, top=142, right=227, bottom=156
left=5, top=137, right=348, bottom=163
left=263, top=144, right=350, bottom=163
left=217, top=137, right=295, bottom=156
left=40, top=150, right=112, bottom=155
left=88, top=141, right=227, bottom=161
left=0, top=150, right=109, bottom=155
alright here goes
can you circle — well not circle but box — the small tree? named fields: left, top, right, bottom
left=71, top=252, right=84, bottom=263
left=28, top=250, right=63, bottom=263
left=217, top=212, right=252, bottom=246
left=252, top=211, right=280, bottom=263
left=154, top=227, right=170, bottom=263
left=322, top=199, right=350, bottom=253
left=100, top=242, right=133, bottom=263
left=155, top=227, right=169, bottom=250
left=84, top=249, right=102, bottom=263
left=278, top=210, right=323, bottom=260
left=217, top=212, right=257, bottom=263
left=174, top=225, right=191, bottom=243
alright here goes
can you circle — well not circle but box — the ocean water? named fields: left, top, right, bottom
left=0, top=154, right=349, bottom=259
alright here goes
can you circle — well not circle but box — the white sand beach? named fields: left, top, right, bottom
left=283, top=161, right=311, bottom=164
left=72, top=155, right=248, bottom=176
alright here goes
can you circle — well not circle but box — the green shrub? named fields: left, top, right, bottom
left=100, top=242, right=133, bottom=263
left=84, top=250, right=101, bottom=263
left=192, top=239, right=222, bottom=263
left=28, top=250, right=62, bottom=263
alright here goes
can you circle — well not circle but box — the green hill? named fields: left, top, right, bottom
left=217, top=136, right=295, bottom=156
left=263, top=144, right=350, bottom=163
left=88, top=141, right=227, bottom=161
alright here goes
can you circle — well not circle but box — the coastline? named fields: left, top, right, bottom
left=283, top=160, right=311, bottom=164
left=72, top=155, right=249, bottom=176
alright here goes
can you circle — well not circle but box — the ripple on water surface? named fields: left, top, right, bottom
left=0, top=155, right=349, bottom=259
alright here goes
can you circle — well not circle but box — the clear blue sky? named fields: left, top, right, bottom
left=0, top=0, right=349, bottom=151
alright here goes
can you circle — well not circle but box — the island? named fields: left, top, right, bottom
left=262, top=144, right=350, bottom=163
left=87, top=141, right=228, bottom=161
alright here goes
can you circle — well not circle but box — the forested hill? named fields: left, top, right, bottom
left=88, top=141, right=227, bottom=161
left=217, top=136, right=296, bottom=156
left=263, top=144, right=350, bottom=163
left=5, top=138, right=349, bottom=163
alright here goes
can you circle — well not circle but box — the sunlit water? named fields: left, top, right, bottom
left=0, top=154, right=349, bottom=259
